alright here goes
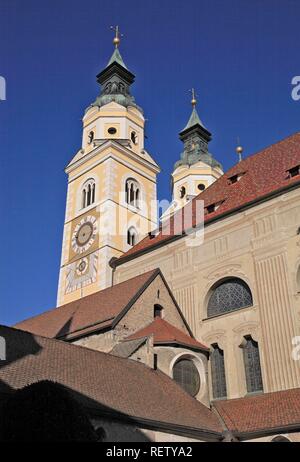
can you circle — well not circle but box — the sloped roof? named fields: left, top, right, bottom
left=14, top=270, right=160, bottom=341
left=110, top=337, right=148, bottom=359
left=115, top=132, right=300, bottom=264
left=213, top=388, right=300, bottom=437
left=107, top=48, right=127, bottom=68
left=182, top=107, right=206, bottom=131
left=125, top=317, right=208, bottom=351
left=0, top=325, right=222, bottom=438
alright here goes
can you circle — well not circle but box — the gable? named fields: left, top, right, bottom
left=115, top=272, right=191, bottom=338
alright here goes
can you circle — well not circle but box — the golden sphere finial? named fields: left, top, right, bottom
left=236, top=138, right=243, bottom=162
left=113, top=36, right=120, bottom=47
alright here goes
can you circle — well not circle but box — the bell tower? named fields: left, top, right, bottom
left=161, top=90, right=223, bottom=221
left=57, top=29, right=160, bottom=306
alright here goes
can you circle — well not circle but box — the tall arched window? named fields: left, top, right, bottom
left=241, top=335, right=263, bottom=393
left=127, top=227, right=137, bottom=246
left=207, top=278, right=253, bottom=318
left=81, top=179, right=96, bottom=209
left=173, top=358, right=200, bottom=397
left=210, top=344, right=227, bottom=399
left=125, top=178, right=140, bottom=208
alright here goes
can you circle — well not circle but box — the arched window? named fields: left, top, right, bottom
left=131, top=131, right=138, bottom=145
left=179, top=186, right=186, bottom=198
left=207, top=278, right=253, bottom=318
left=81, top=179, right=96, bottom=209
left=127, top=227, right=137, bottom=246
left=125, top=178, right=140, bottom=208
left=154, top=304, right=163, bottom=318
left=173, top=358, right=200, bottom=397
left=88, top=131, right=94, bottom=144
left=210, top=344, right=227, bottom=399
left=241, top=335, right=263, bottom=393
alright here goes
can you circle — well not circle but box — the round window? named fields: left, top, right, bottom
left=108, top=127, right=117, bottom=135
left=173, top=358, right=200, bottom=397
left=198, top=183, right=205, bottom=191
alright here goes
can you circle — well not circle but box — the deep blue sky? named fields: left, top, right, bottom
left=0, top=0, right=299, bottom=325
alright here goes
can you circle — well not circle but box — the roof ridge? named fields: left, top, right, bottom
left=216, top=386, right=300, bottom=404
left=116, top=132, right=300, bottom=264
left=226, top=131, right=300, bottom=172
left=1, top=324, right=158, bottom=370
left=14, top=268, right=159, bottom=327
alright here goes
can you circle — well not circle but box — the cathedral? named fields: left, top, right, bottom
left=1, top=30, right=300, bottom=442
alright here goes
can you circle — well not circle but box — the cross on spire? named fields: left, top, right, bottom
left=110, top=25, right=123, bottom=48
left=189, top=88, right=197, bottom=107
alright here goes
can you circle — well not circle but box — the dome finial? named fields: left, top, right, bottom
left=190, top=88, right=197, bottom=108
left=236, top=137, right=243, bottom=162
left=110, top=25, right=122, bottom=48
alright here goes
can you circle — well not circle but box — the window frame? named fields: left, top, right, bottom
left=207, top=277, right=253, bottom=319
left=210, top=343, right=227, bottom=400
left=81, top=178, right=96, bottom=210
left=125, top=178, right=140, bottom=209
left=241, top=335, right=263, bottom=394
left=127, top=226, right=138, bottom=247
left=172, top=357, right=201, bottom=398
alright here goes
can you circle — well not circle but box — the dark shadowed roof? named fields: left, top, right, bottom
left=0, top=325, right=222, bottom=439
left=213, top=388, right=300, bottom=437
left=125, top=317, right=208, bottom=351
left=115, top=133, right=300, bottom=264
left=14, top=269, right=160, bottom=340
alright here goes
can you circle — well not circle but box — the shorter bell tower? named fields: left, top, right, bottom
left=161, top=90, right=223, bottom=221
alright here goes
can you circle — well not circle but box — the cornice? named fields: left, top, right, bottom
left=66, top=139, right=160, bottom=176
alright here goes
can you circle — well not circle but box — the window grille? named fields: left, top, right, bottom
left=211, top=344, right=227, bottom=399
left=173, top=358, right=200, bottom=397
left=208, top=278, right=253, bottom=317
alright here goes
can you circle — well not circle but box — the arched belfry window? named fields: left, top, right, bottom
left=81, top=179, right=96, bottom=209
left=207, top=278, right=253, bottom=318
left=173, top=358, right=200, bottom=397
left=127, top=227, right=137, bottom=247
left=125, top=178, right=140, bottom=208
left=210, top=344, right=227, bottom=399
left=241, top=335, right=263, bottom=393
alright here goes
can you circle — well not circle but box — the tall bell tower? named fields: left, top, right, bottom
left=57, top=28, right=160, bottom=306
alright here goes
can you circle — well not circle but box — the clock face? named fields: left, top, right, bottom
left=65, top=254, right=98, bottom=294
left=76, top=223, right=93, bottom=246
left=72, top=215, right=97, bottom=254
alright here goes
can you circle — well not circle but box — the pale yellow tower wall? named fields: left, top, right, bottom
left=57, top=102, right=159, bottom=307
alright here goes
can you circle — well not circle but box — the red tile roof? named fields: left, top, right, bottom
left=14, top=269, right=160, bottom=340
left=214, top=388, right=300, bottom=437
left=125, top=317, right=208, bottom=351
left=0, top=325, right=222, bottom=438
left=116, top=132, right=300, bottom=264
